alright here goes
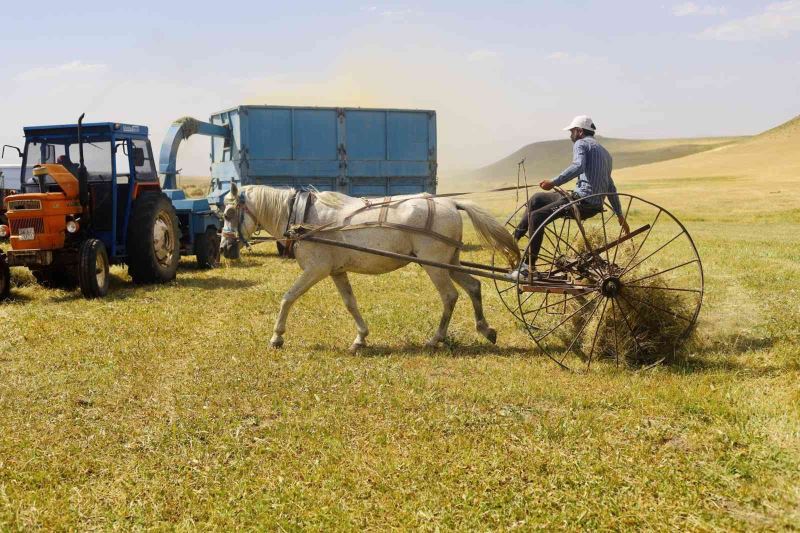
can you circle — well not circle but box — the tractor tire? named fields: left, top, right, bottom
left=0, top=251, right=10, bottom=301
left=32, top=269, right=79, bottom=290
left=78, top=239, right=109, bottom=299
left=195, top=227, right=221, bottom=269
left=127, top=192, right=180, bottom=284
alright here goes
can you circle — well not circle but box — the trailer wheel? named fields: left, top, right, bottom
left=32, top=268, right=79, bottom=289
left=78, top=239, right=109, bottom=299
left=0, top=251, right=10, bottom=301
left=276, top=241, right=295, bottom=258
left=127, top=193, right=180, bottom=284
left=195, top=227, right=221, bottom=268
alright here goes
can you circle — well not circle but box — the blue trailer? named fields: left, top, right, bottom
left=159, top=105, right=437, bottom=206
left=158, top=105, right=436, bottom=257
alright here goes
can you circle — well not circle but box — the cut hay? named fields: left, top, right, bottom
left=563, top=229, right=697, bottom=366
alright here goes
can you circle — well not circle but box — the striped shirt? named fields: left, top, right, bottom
left=552, top=137, right=623, bottom=216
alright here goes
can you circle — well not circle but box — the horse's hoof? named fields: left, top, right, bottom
left=349, top=342, right=366, bottom=353
left=424, top=340, right=441, bottom=349
left=270, top=337, right=284, bottom=349
left=486, top=328, right=498, bottom=345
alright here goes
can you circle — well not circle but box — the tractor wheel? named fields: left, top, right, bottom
left=32, top=269, right=79, bottom=290
left=78, top=239, right=109, bottom=299
left=0, top=251, right=10, bottom=301
left=195, top=227, right=221, bottom=269
left=127, top=193, right=180, bottom=284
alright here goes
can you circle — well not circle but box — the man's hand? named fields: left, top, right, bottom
left=539, top=179, right=554, bottom=191
left=618, top=215, right=630, bottom=234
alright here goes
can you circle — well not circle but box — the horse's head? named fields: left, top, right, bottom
left=220, top=183, right=257, bottom=260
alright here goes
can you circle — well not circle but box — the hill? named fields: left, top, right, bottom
left=453, top=135, right=745, bottom=190
left=614, top=114, right=800, bottom=218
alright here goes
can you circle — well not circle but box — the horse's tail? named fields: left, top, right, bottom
left=454, top=200, right=520, bottom=268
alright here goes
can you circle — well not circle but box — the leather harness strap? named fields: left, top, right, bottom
left=287, top=193, right=463, bottom=249
left=424, top=197, right=436, bottom=231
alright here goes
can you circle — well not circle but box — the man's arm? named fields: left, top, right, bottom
left=607, top=177, right=623, bottom=217
left=607, top=177, right=629, bottom=233
left=551, top=140, right=586, bottom=187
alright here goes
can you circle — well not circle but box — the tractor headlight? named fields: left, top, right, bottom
left=66, top=220, right=80, bottom=234
left=0, top=225, right=8, bottom=238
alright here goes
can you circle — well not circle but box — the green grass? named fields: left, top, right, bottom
left=1, top=175, right=799, bottom=530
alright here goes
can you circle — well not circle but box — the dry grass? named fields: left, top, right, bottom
left=0, top=127, right=799, bottom=529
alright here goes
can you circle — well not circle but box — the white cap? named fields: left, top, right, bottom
left=563, top=115, right=596, bottom=132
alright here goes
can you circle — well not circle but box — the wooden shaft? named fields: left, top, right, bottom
left=301, top=235, right=513, bottom=283
left=459, top=260, right=510, bottom=273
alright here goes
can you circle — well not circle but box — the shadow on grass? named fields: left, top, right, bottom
left=332, top=343, right=536, bottom=359
left=173, top=277, right=260, bottom=290
left=659, top=332, right=780, bottom=375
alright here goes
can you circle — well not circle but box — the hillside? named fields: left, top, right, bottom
left=453, top=135, right=745, bottom=190
left=609, top=114, right=800, bottom=220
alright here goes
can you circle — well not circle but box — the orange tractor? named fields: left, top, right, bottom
left=0, top=115, right=181, bottom=299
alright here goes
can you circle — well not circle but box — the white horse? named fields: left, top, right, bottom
left=220, top=183, right=520, bottom=351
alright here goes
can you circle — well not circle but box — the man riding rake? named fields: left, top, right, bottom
left=511, top=115, right=630, bottom=279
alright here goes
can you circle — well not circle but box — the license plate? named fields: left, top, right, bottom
left=19, top=227, right=35, bottom=240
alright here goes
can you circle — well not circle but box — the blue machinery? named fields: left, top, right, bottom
left=158, top=105, right=438, bottom=212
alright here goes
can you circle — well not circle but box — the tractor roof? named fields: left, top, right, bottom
left=24, top=122, right=149, bottom=139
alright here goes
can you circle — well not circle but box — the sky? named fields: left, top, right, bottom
left=1, top=0, right=798, bottom=177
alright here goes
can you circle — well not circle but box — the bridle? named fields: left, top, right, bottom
left=222, top=191, right=255, bottom=249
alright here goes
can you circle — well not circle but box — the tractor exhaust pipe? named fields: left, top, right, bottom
left=76, top=113, right=90, bottom=214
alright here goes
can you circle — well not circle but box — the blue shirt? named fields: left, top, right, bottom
left=552, top=137, right=623, bottom=216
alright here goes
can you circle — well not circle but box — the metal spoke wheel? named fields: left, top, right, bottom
left=512, top=193, right=703, bottom=370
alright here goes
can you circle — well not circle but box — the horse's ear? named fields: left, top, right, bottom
left=230, top=182, right=239, bottom=198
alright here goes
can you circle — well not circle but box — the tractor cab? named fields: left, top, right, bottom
left=16, top=121, right=161, bottom=251
left=0, top=116, right=181, bottom=299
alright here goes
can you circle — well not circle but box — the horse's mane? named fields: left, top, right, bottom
left=312, top=189, right=346, bottom=209
left=240, top=185, right=347, bottom=233
left=243, top=185, right=295, bottom=231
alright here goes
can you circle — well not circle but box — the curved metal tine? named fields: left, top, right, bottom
left=624, top=259, right=700, bottom=286
left=569, top=212, right=609, bottom=279
left=522, top=290, right=590, bottom=316
left=616, top=294, right=647, bottom=357
left=622, top=209, right=662, bottom=273
left=535, top=293, right=601, bottom=343
left=610, top=298, right=621, bottom=366
left=498, top=283, right=517, bottom=295
left=624, top=283, right=701, bottom=294
left=586, top=298, right=610, bottom=369
left=622, top=228, right=686, bottom=279
left=623, top=291, right=694, bottom=324
left=600, top=208, right=611, bottom=267
left=558, top=294, right=604, bottom=367
left=540, top=223, right=562, bottom=267
left=548, top=217, right=571, bottom=277
left=519, top=286, right=542, bottom=310
left=545, top=225, right=604, bottom=278
left=611, top=196, right=634, bottom=266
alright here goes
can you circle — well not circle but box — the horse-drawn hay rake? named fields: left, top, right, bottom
left=490, top=191, right=703, bottom=370
left=287, top=187, right=703, bottom=371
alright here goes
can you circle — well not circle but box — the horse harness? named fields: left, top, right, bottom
left=283, top=192, right=463, bottom=253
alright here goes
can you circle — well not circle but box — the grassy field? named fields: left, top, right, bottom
left=1, top=124, right=799, bottom=530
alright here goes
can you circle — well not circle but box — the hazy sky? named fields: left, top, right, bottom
left=1, top=1, right=798, bottom=177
